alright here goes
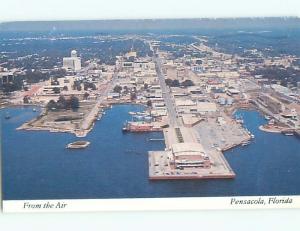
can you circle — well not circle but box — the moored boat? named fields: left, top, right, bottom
left=122, top=121, right=161, bottom=132
left=66, top=141, right=90, bottom=149
left=241, top=140, right=251, bottom=146
left=281, top=130, right=294, bottom=136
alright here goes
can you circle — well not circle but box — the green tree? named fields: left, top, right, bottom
left=53, top=87, right=60, bottom=94
left=165, top=79, right=173, bottom=87
left=130, top=92, right=137, bottom=101
left=83, top=92, right=90, bottom=100
left=57, top=95, right=67, bottom=109
left=91, top=83, right=97, bottom=90
left=147, top=100, right=152, bottom=107
left=181, top=80, right=194, bottom=87
left=23, top=96, right=30, bottom=104
left=113, top=85, right=122, bottom=94
left=172, top=80, right=180, bottom=87
left=70, top=96, right=80, bottom=110
left=123, top=86, right=129, bottom=94
left=47, top=100, right=57, bottom=110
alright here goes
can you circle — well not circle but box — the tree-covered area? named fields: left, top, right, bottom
left=83, top=82, right=97, bottom=91
left=0, top=37, right=152, bottom=69
left=165, top=78, right=194, bottom=87
left=0, top=69, right=67, bottom=93
left=113, top=85, right=122, bottom=93
left=207, top=29, right=300, bottom=57
left=252, top=66, right=300, bottom=87
left=46, top=95, right=80, bottom=111
left=1, top=78, right=23, bottom=94
left=157, top=36, right=198, bottom=45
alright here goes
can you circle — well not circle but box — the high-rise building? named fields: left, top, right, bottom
left=63, top=50, right=81, bottom=71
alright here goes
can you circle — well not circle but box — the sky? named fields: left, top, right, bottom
left=0, top=0, right=299, bottom=22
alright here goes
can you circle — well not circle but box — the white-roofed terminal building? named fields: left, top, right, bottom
left=170, top=142, right=211, bottom=169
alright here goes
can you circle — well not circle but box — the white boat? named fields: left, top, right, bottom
left=236, top=119, right=244, bottom=124
left=264, top=115, right=271, bottom=120
left=241, top=141, right=251, bottom=146
left=66, top=141, right=90, bottom=149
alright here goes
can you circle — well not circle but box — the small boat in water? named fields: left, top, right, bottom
left=33, top=108, right=37, bottom=112
left=148, top=138, right=165, bottom=141
left=264, top=115, right=271, bottom=120
left=241, top=141, right=251, bottom=146
left=66, top=141, right=90, bottom=149
left=5, top=112, right=11, bottom=119
left=282, top=130, right=294, bottom=136
left=236, top=119, right=244, bottom=124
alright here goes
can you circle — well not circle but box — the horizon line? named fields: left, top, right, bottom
left=1, top=15, right=299, bottom=24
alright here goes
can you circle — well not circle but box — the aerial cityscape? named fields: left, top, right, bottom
left=1, top=18, right=300, bottom=199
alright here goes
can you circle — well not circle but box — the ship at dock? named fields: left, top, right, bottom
left=123, top=111, right=164, bottom=132
left=281, top=129, right=295, bottom=136
left=122, top=121, right=162, bottom=132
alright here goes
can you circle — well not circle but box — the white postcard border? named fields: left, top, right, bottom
left=2, top=195, right=300, bottom=213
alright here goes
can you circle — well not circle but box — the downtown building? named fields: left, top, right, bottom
left=63, top=50, right=82, bottom=72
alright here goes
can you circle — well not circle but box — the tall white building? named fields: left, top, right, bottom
left=63, top=50, right=81, bottom=71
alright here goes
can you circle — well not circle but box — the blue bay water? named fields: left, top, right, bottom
left=1, top=105, right=300, bottom=200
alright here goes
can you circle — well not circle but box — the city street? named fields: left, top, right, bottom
left=153, top=55, right=180, bottom=127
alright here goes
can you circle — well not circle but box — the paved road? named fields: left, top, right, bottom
left=80, top=71, right=118, bottom=132
left=153, top=55, right=180, bottom=127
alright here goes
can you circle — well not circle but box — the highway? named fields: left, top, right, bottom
left=153, top=55, right=180, bottom=127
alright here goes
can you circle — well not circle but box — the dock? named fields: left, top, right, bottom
left=148, top=126, right=236, bottom=180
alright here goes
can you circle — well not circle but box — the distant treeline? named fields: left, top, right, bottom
left=252, top=66, right=300, bottom=87
left=1, top=18, right=299, bottom=33
left=0, top=38, right=152, bottom=69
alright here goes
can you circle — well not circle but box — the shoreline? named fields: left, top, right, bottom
left=15, top=100, right=147, bottom=137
